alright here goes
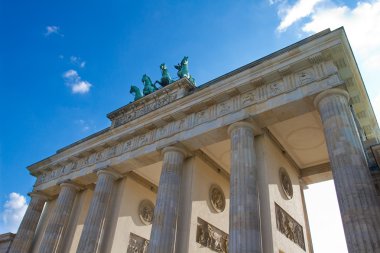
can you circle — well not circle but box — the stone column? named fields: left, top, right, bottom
left=228, top=122, right=262, bottom=253
left=9, top=192, right=49, bottom=253
left=148, top=146, right=187, bottom=253
left=39, top=182, right=82, bottom=253
left=76, top=169, right=121, bottom=253
left=314, top=88, right=380, bottom=253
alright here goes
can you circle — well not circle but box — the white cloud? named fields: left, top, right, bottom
left=276, top=0, right=325, bottom=32
left=63, top=69, right=92, bottom=94
left=0, top=193, right=28, bottom=233
left=72, top=81, right=92, bottom=94
left=70, top=56, right=86, bottom=68
left=44, top=26, right=63, bottom=37
left=272, top=0, right=380, bottom=128
left=63, top=69, right=78, bottom=79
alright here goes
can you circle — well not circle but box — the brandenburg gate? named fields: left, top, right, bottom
left=3, top=27, right=380, bottom=253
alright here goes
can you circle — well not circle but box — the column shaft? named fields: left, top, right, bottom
left=148, top=147, right=186, bottom=253
left=228, top=122, right=262, bottom=253
left=9, top=193, right=47, bottom=253
left=39, top=183, right=80, bottom=253
left=76, top=170, right=120, bottom=253
left=315, top=88, right=380, bottom=253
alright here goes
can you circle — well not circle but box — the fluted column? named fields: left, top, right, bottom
left=314, top=88, right=380, bottom=253
left=228, top=122, right=262, bottom=253
left=148, top=146, right=187, bottom=253
left=39, top=182, right=82, bottom=253
left=76, top=169, right=121, bottom=253
left=9, top=192, right=49, bottom=253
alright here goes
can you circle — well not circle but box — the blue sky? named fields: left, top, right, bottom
left=1, top=0, right=380, bottom=252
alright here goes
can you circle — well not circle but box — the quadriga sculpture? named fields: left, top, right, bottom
left=155, top=63, right=173, bottom=87
left=142, top=74, right=158, bottom=96
left=174, top=56, right=195, bottom=84
left=129, top=85, right=143, bottom=101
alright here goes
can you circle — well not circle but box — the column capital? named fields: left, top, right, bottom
left=96, top=168, right=122, bottom=181
left=162, top=146, right=188, bottom=158
left=58, top=180, right=84, bottom=192
left=313, top=88, right=349, bottom=108
left=28, top=191, right=51, bottom=201
left=227, top=121, right=260, bottom=136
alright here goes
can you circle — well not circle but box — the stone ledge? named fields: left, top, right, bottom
left=107, top=78, right=195, bottom=128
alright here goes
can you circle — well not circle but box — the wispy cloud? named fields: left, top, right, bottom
left=276, top=0, right=325, bottom=32
left=63, top=69, right=92, bottom=94
left=272, top=0, right=380, bottom=127
left=75, top=119, right=92, bottom=132
left=44, top=25, right=63, bottom=37
left=0, top=193, right=28, bottom=233
left=70, top=56, right=86, bottom=68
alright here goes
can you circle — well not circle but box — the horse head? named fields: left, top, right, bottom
left=181, top=56, right=189, bottom=65
left=142, top=74, right=147, bottom=83
left=130, top=85, right=137, bottom=93
left=160, top=63, right=167, bottom=71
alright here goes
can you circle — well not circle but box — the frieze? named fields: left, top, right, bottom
left=127, top=233, right=149, bottom=253
left=112, top=93, right=178, bottom=128
left=108, top=78, right=196, bottom=128
left=275, top=203, right=305, bottom=250
left=35, top=61, right=340, bottom=186
left=196, top=217, right=228, bottom=252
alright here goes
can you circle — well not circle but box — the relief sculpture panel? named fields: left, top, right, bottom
left=275, top=203, right=306, bottom=250
left=127, top=233, right=149, bottom=253
left=196, top=217, right=228, bottom=253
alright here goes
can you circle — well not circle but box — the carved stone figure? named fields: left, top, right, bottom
left=142, top=74, right=158, bottom=96
left=275, top=203, right=305, bottom=250
left=155, top=63, right=174, bottom=87
left=279, top=167, right=293, bottom=199
left=174, top=56, right=196, bottom=84
left=196, top=217, right=228, bottom=253
left=127, top=233, right=149, bottom=253
left=209, top=184, right=226, bottom=212
left=129, top=85, right=143, bottom=101
left=138, top=200, right=154, bottom=225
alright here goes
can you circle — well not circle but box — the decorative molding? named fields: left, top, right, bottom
left=279, top=167, right=293, bottom=200
left=196, top=217, right=228, bottom=252
left=209, top=184, right=226, bottom=213
left=35, top=61, right=341, bottom=187
left=108, top=78, right=195, bottom=128
left=138, top=199, right=154, bottom=225
left=127, top=233, right=149, bottom=253
left=275, top=203, right=306, bottom=250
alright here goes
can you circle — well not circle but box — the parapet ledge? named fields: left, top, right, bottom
left=107, top=78, right=195, bottom=128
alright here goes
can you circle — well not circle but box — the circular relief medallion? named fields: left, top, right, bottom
left=279, top=167, right=293, bottom=200
left=138, top=200, right=154, bottom=225
left=209, top=184, right=226, bottom=213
